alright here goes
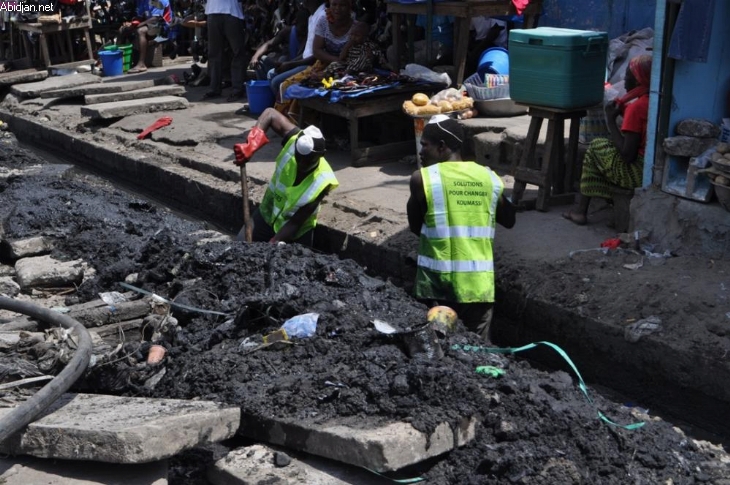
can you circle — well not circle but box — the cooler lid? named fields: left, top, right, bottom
left=510, top=27, right=608, bottom=47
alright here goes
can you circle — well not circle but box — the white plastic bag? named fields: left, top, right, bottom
left=401, top=64, right=451, bottom=87
left=281, top=313, right=319, bottom=338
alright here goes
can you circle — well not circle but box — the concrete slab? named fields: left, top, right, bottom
left=11, top=73, right=101, bottom=98
left=86, top=85, right=187, bottom=105
left=14, top=254, right=84, bottom=289
left=0, top=393, right=241, bottom=463
left=240, top=415, right=477, bottom=473
left=81, top=96, right=189, bottom=120
left=0, top=456, right=167, bottom=485
left=41, top=80, right=156, bottom=99
left=0, top=69, right=48, bottom=87
left=208, top=444, right=393, bottom=485
left=0, top=236, right=54, bottom=260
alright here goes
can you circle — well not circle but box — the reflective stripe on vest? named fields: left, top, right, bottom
left=270, top=170, right=339, bottom=221
left=417, top=255, right=495, bottom=272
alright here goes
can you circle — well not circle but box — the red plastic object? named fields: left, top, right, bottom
left=600, top=238, right=622, bottom=249
left=137, top=117, right=173, bottom=140
left=233, top=127, right=270, bottom=165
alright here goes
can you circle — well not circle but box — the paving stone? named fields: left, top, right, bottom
left=0, top=276, right=20, bottom=296
left=676, top=118, right=721, bottom=139
left=11, top=73, right=101, bottom=98
left=85, top=85, right=187, bottom=105
left=0, top=236, right=54, bottom=260
left=0, top=455, right=168, bottom=485
left=663, top=135, right=717, bottom=157
left=80, top=96, right=189, bottom=119
left=208, top=444, right=393, bottom=485
left=41, top=80, right=156, bottom=99
left=0, top=69, right=48, bottom=87
left=240, top=415, right=477, bottom=473
left=0, top=393, right=241, bottom=463
left=14, top=254, right=84, bottom=289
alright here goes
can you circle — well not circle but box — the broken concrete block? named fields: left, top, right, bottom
left=663, top=136, right=717, bottom=158
left=240, top=415, right=477, bottom=473
left=85, top=85, right=187, bottom=105
left=0, top=393, right=241, bottom=463
left=676, top=119, right=721, bottom=139
left=11, top=73, right=101, bottom=99
left=80, top=96, right=189, bottom=119
left=41, top=79, right=157, bottom=99
left=208, top=444, right=391, bottom=485
left=0, top=236, right=53, bottom=260
left=0, top=69, right=49, bottom=87
left=0, top=276, right=20, bottom=297
left=0, top=331, right=45, bottom=348
left=14, top=255, right=83, bottom=289
left=0, top=456, right=168, bottom=485
left=0, top=263, right=15, bottom=276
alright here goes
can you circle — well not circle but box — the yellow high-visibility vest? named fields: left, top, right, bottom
left=415, top=161, right=503, bottom=303
left=259, top=133, right=339, bottom=239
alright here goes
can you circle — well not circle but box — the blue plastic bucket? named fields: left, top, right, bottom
left=98, top=50, right=123, bottom=77
left=477, top=47, right=510, bottom=78
left=246, top=80, right=275, bottom=115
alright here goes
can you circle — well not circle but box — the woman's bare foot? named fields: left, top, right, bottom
left=562, top=211, right=587, bottom=226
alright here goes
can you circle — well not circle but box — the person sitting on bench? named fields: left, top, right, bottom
left=119, top=0, right=173, bottom=73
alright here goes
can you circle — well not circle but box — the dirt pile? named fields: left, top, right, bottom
left=1, top=136, right=729, bottom=483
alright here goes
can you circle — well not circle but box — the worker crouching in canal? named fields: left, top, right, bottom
left=233, top=107, right=339, bottom=245
left=407, top=116, right=516, bottom=342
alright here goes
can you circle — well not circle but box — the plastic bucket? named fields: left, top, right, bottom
left=477, top=47, right=510, bottom=78
left=118, top=43, right=133, bottom=72
left=246, top=80, right=275, bottom=115
left=98, top=50, right=123, bottom=77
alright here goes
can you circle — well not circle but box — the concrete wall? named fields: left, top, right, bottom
left=539, top=0, right=656, bottom=39
left=667, top=0, right=730, bottom=130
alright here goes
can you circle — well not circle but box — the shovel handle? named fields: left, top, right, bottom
left=240, top=165, right=253, bottom=242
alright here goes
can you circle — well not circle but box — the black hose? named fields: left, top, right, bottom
left=0, top=296, right=92, bottom=444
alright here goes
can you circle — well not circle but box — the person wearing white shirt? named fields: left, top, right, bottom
left=204, top=0, right=246, bottom=101
left=269, top=0, right=325, bottom=102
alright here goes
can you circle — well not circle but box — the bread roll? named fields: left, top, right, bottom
left=403, top=100, right=419, bottom=116
left=412, top=93, right=430, bottom=106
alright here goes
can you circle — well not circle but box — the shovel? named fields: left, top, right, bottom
left=240, top=165, right=253, bottom=242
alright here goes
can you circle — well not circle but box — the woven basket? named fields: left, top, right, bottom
left=465, top=83, right=510, bottom=101
left=463, top=72, right=510, bottom=100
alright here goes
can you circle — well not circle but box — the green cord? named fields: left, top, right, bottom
left=452, top=341, right=645, bottom=430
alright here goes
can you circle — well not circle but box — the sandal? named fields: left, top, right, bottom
left=126, top=66, right=148, bottom=74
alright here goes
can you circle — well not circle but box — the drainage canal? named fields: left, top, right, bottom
left=3, top=140, right=728, bottom=482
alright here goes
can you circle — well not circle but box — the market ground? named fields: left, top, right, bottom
left=2, top=59, right=730, bottom=444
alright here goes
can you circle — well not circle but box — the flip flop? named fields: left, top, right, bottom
left=127, top=67, right=148, bottom=74
left=562, top=212, right=587, bottom=226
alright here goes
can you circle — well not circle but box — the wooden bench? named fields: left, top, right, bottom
left=511, top=105, right=587, bottom=211
left=298, top=87, right=437, bottom=167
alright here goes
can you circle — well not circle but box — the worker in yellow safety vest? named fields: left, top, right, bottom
left=407, top=115, right=516, bottom=341
left=233, top=107, right=339, bottom=245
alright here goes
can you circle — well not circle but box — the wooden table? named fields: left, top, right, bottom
left=387, top=0, right=542, bottom=85
left=15, top=19, right=94, bottom=68
left=298, top=84, right=440, bottom=167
